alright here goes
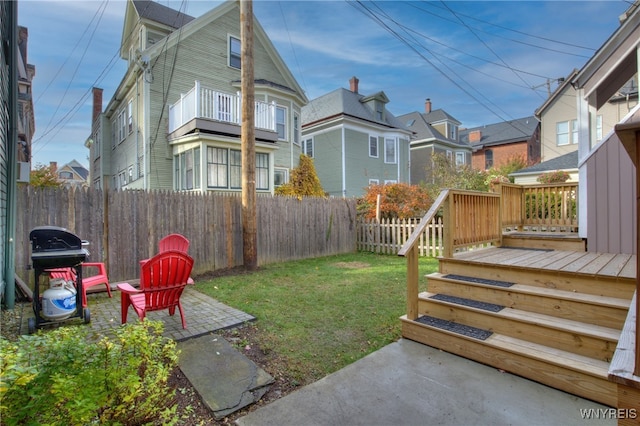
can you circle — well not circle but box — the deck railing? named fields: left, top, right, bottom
left=398, top=183, right=579, bottom=320
left=168, top=81, right=276, bottom=133
left=497, top=182, right=578, bottom=232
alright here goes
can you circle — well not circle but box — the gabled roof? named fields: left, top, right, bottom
left=133, top=0, right=194, bottom=28
left=59, top=159, right=89, bottom=180
left=422, top=109, right=461, bottom=126
left=121, top=0, right=195, bottom=59
left=510, top=150, right=578, bottom=176
left=396, top=110, right=469, bottom=149
left=534, top=69, right=579, bottom=119
left=302, top=88, right=408, bottom=130
left=460, top=116, right=538, bottom=150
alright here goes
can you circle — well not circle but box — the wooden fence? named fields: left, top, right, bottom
left=15, top=186, right=357, bottom=284
left=357, top=217, right=444, bottom=257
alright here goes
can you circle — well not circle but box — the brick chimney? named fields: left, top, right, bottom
left=49, top=162, right=57, bottom=173
left=349, top=76, right=359, bottom=93
left=92, top=87, right=103, bottom=125
left=469, top=130, right=482, bottom=143
left=425, top=98, right=432, bottom=114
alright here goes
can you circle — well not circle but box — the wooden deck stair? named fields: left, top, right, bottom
left=401, top=235, right=637, bottom=407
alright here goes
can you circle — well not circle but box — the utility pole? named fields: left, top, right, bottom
left=240, top=0, right=257, bottom=269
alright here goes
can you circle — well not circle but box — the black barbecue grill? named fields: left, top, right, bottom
left=28, top=226, right=91, bottom=333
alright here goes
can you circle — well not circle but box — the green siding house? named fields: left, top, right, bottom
left=301, top=77, right=412, bottom=198
left=87, top=0, right=307, bottom=193
left=397, top=99, right=471, bottom=185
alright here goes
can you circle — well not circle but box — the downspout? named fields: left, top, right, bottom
left=4, top=1, right=18, bottom=309
left=342, top=127, right=346, bottom=197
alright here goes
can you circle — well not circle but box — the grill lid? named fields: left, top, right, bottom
left=29, top=226, right=89, bottom=268
left=30, top=226, right=83, bottom=252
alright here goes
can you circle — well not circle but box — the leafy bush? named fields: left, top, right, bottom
left=0, top=320, right=179, bottom=425
left=537, top=170, right=570, bottom=184
left=525, top=192, right=576, bottom=220
left=275, top=154, right=326, bottom=197
left=358, top=183, right=432, bottom=220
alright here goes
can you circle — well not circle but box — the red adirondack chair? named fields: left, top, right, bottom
left=118, top=250, right=194, bottom=329
left=48, top=262, right=111, bottom=307
left=158, top=233, right=190, bottom=253
left=139, top=233, right=190, bottom=267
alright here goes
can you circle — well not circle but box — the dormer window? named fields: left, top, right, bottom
left=450, top=125, right=457, bottom=140
left=376, top=102, right=384, bottom=121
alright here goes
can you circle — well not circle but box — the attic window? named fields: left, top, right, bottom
left=229, top=36, right=241, bottom=69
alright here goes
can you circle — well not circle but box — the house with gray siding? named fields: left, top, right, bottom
left=396, top=99, right=471, bottom=185
left=301, top=77, right=412, bottom=197
left=87, top=0, right=307, bottom=193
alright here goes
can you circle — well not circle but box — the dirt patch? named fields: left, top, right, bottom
left=332, top=261, right=370, bottom=269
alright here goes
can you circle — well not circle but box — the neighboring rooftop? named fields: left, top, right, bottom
left=460, top=116, right=538, bottom=150
left=133, top=0, right=195, bottom=28
left=510, top=150, right=578, bottom=176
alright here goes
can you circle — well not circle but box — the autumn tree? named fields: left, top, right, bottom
left=29, top=163, right=62, bottom=188
left=358, top=183, right=432, bottom=220
left=275, top=154, right=325, bottom=197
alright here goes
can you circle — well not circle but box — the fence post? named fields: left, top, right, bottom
left=406, top=244, right=419, bottom=320
left=443, top=194, right=454, bottom=258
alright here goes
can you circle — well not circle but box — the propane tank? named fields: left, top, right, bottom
left=42, top=278, right=77, bottom=321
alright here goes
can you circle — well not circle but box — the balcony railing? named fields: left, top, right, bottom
left=168, top=81, right=277, bottom=134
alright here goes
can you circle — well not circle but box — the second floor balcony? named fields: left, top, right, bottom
left=168, top=81, right=278, bottom=142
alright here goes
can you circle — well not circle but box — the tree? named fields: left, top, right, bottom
left=358, top=183, right=432, bottom=220
left=275, top=154, right=325, bottom=197
left=29, top=163, right=61, bottom=188
left=424, top=153, right=488, bottom=199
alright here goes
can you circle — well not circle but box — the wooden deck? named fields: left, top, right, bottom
left=402, top=239, right=637, bottom=406
left=453, top=246, right=636, bottom=280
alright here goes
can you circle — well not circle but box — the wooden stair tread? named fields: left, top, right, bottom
left=428, top=272, right=632, bottom=309
left=419, top=291, right=621, bottom=341
left=403, top=315, right=611, bottom=378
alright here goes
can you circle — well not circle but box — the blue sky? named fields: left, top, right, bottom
left=19, top=0, right=631, bottom=169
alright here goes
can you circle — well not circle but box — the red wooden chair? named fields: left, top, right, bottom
left=118, top=250, right=194, bottom=329
left=48, top=262, right=111, bottom=307
left=158, top=233, right=190, bottom=253
left=139, top=233, right=190, bottom=267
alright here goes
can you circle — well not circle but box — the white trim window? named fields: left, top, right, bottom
left=369, top=179, right=379, bottom=185
left=369, top=136, right=378, bottom=158
left=276, top=106, right=286, bottom=140
left=127, top=100, right=133, bottom=134
left=384, top=138, right=396, bottom=164
left=274, top=168, right=289, bottom=187
left=571, top=119, right=578, bottom=144
left=229, top=35, right=241, bottom=69
left=118, top=108, right=127, bottom=143
left=303, top=138, right=314, bottom=158
left=111, top=120, right=117, bottom=148
left=175, top=147, right=201, bottom=190
left=455, top=151, right=465, bottom=166
left=207, top=147, right=269, bottom=190
left=384, top=179, right=397, bottom=184
left=446, top=150, right=453, bottom=162
left=596, top=115, right=603, bottom=141
left=556, top=121, right=570, bottom=146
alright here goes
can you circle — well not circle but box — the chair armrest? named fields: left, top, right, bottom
left=117, top=283, right=141, bottom=294
left=82, top=262, right=107, bottom=275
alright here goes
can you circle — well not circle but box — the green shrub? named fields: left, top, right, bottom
left=537, top=170, right=570, bottom=184
left=0, top=320, right=179, bottom=425
left=524, top=192, right=576, bottom=220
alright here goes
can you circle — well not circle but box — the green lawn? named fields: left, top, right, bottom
left=195, top=252, right=438, bottom=383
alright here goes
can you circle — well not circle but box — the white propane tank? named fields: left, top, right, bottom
left=42, top=278, right=77, bottom=321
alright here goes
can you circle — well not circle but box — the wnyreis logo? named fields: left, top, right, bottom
left=579, top=408, right=638, bottom=420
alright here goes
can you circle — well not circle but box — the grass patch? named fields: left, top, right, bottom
left=196, top=252, right=438, bottom=384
